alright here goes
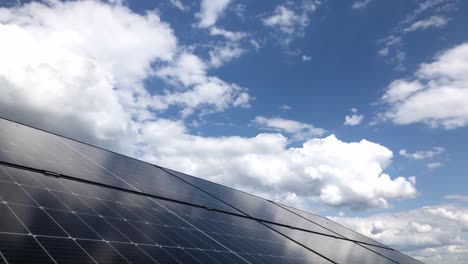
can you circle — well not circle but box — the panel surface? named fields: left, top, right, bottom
left=275, top=202, right=389, bottom=248
left=267, top=224, right=398, bottom=264
left=359, top=243, right=422, bottom=264
left=165, top=168, right=391, bottom=248
left=0, top=118, right=240, bottom=214
left=0, top=165, right=332, bottom=264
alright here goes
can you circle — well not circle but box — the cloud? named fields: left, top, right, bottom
left=380, top=42, right=468, bottom=129
left=344, top=108, right=364, bottom=126
left=253, top=116, right=326, bottom=140
left=302, top=54, right=311, bottom=61
left=377, top=0, right=455, bottom=70
left=427, top=162, right=443, bottom=169
left=262, top=1, right=318, bottom=44
left=404, top=15, right=448, bottom=32
left=330, top=204, right=468, bottom=263
left=155, top=52, right=251, bottom=113
left=352, top=0, right=373, bottom=10
left=140, top=127, right=417, bottom=211
left=399, top=147, right=444, bottom=160
left=0, top=0, right=417, bottom=212
left=279, top=104, right=292, bottom=111
left=169, top=0, right=189, bottom=12
left=195, top=0, right=231, bottom=28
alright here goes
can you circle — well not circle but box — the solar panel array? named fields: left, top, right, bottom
left=0, top=118, right=421, bottom=264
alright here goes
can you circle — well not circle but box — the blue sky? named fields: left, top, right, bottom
left=0, top=0, right=468, bottom=262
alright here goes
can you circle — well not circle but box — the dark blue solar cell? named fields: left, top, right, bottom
left=0, top=233, right=54, bottom=263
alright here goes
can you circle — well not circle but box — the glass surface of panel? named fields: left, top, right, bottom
left=0, top=118, right=241, bottom=214
left=164, top=168, right=360, bottom=239
left=276, top=202, right=390, bottom=248
left=0, top=165, right=332, bottom=264
left=359, top=243, right=422, bottom=264
left=268, top=224, right=399, bottom=264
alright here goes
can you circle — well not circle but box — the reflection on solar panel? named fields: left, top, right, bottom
left=0, top=118, right=420, bottom=264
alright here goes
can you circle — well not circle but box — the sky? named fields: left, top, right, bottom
left=0, top=0, right=467, bottom=262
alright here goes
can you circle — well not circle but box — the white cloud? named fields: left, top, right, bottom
left=155, top=52, right=251, bottom=113
left=399, top=147, right=444, bottom=160
left=404, top=15, right=448, bottom=32
left=195, top=0, right=231, bottom=28
left=330, top=204, right=468, bottom=263
left=140, top=127, right=417, bottom=210
left=344, top=108, right=364, bottom=126
left=344, top=114, right=364, bottom=126
left=262, top=1, right=318, bottom=44
left=377, top=1, right=455, bottom=70
left=209, top=26, right=246, bottom=41
left=380, top=43, right=468, bottom=129
left=208, top=44, right=245, bottom=68
left=0, top=0, right=417, bottom=212
left=302, top=54, right=311, bottom=61
left=0, top=0, right=177, bottom=150
left=169, top=0, right=189, bottom=12
left=253, top=116, right=325, bottom=140
left=352, top=0, right=373, bottom=10
left=427, top=162, right=443, bottom=169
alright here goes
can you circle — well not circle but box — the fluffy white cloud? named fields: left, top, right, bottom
left=262, top=1, right=318, bottom=44
left=380, top=43, right=468, bottom=129
left=330, top=204, right=468, bottom=263
left=0, top=0, right=417, bottom=212
left=155, top=52, right=251, bottom=114
left=0, top=0, right=177, bottom=150
left=404, top=15, right=448, bottom=32
left=140, top=126, right=417, bottom=210
left=344, top=108, right=364, bottom=126
left=399, top=147, right=444, bottom=160
left=352, top=0, right=373, bottom=10
left=253, top=116, right=326, bottom=140
left=195, top=0, right=231, bottom=28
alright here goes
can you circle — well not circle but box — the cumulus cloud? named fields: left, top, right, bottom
left=195, top=0, right=231, bottom=28
left=380, top=43, right=468, bottom=129
left=344, top=108, right=364, bottom=126
left=0, top=0, right=417, bottom=211
left=330, top=204, right=468, bottom=263
left=262, top=1, right=318, bottom=44
left=399, top=147, right=444, bottom=160
left=140, top=128, right=417, bottom=210
left=404, top=15, right=448, bottom=32
left=253, top=116, right=326, bottom=140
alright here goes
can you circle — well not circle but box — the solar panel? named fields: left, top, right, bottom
left=163, top=168, right=391, bottom=248
left=0, top=118, right=420, bottom=263
left=0, top=165, right=331, bottom=263
left=0, top=118, right=241, bottom=215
